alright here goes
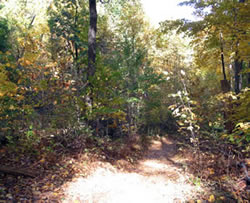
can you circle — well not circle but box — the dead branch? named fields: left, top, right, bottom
left=0, top=166, right=36, bottom=178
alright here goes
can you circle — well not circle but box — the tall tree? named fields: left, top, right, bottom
left=234, top=0, right=246, bottom=94
left=87, top=0, right=97, bottom=80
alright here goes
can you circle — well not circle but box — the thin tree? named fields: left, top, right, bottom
left=87, top=0, right=97, bottom=80
left=234, top=0, right=245, bottom=94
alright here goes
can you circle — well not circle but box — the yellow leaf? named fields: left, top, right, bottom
left=208, top=194, right=215, bottom=202
left=25, top=60, right=31, bottom=66
left=219, top=196, right=225, bottom=200
left=208, top=168, right=215, bottom=175
left=221, top=134, right=228, bottom=139
left=245, top=158, right=250, bottom=166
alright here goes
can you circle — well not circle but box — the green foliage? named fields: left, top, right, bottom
left=0, top=19, right=23, bottom=144
left=213, top=88, right=250, bottom=150
left=229, top=88, right=250, bottom=146
left=231, top=88, right=250, bottom=123
left=0, top=18, right=10, bottom=52
left=144, top=103, right=177, bottom=135
left=16, top=125, right=40, bottom=153
left=0, top=0, right=248, bottom=158
left=48, top=0, right=89, bottom=67
left=86, top=63, right=126, bottom=121
left=162, top=0, right=250, bottom=92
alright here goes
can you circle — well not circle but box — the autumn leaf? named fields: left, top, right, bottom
left=208, top=194, right=215, bottom=202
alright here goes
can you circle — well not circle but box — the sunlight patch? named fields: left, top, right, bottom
left=142, top=160, right=170, bottom=170
left=63, top=167, right=197, bottom=203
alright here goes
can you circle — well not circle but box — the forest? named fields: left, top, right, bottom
left=0, top=0, right=249, bottom=202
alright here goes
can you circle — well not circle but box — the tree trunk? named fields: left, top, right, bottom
left=234, top=58, right=241, bottom=94
left=220, top=80, right=230, bottom=93
left=220, top=34, right=230, bottom=93
left=74, top=1, right=79, bottom=74
left=220, top=33, right=227, bottom=81
left=233, top=0, right=245, bottom=94
left=248, top=62, right=250, bottom=87
left=87, top=0, right=97, bottom=80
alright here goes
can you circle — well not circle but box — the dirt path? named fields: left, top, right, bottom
left=62, top=136, right=202, bottom=202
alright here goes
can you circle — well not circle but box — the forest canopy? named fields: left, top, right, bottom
left=0, top=0, right=249, bottom=161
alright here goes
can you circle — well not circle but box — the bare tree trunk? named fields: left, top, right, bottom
left=87, top=0, right=97, bottom=80
left=74, top=1, right=79, bottom=74
left=233, top=0, right=245, bottom=94
left=220, top=33, right=227, bottom=81
left=234, top=58, right=241, bottom=94
left=248, top=62, right=250, bottom=87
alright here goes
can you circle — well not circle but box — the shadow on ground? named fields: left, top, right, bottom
left=0, top=135, right=241, bottom=202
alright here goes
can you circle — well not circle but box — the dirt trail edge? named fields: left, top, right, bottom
left=62, top=136, right=202, bottom=203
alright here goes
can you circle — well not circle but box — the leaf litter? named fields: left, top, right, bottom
left=0, top=136, right=249, bottom=202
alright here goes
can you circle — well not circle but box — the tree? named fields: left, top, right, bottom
left=87, top=0, right=110, bottom=80
left=48, top=0, right=89, bottom=78
left=101, top=0, right=163, bottom=134
left=162, top=0, right=250, bottom=94
left=87, top=0, right=97, bottom=80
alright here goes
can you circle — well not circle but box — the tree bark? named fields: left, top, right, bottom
left=220, top=33, right=227, bottom=81
left=248, top=62, right=250, bottom=87
left=233, top=0, right=245, bottom=94
left=219, top=33, right=230, bottom=93
left=87, top=0, right=97, bottom=80
left=74, top=1, right=79, bottom=74
left=220, top=80, right=230, bottom=93
left=234, top=58, right=241, bottom=94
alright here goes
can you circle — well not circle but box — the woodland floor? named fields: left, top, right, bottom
left=0, top=135, right=248, bottom=202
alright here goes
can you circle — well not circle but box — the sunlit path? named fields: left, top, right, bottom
left=62, top=137, right=202, bottom=202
